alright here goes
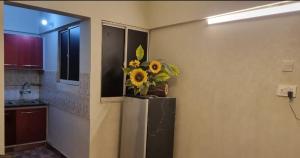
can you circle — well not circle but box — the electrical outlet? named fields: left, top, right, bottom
left=277, top=85, right=297, bottom=97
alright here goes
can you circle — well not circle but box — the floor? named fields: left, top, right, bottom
left=6, top=146, right=62, bottom=158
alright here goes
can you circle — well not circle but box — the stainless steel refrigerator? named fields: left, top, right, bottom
left=120, top=97, right=176, bottom=158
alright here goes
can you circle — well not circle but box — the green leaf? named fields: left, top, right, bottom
left=134, top=88, right=139, bottom=95
left=136, top=45, right=144, bottom=61
left=122, top=67, right=131, bottom=75
left=154, top=72, right=170, bottom=82
left=168, top=64, right=180, bottom=76
left=149, top=81, right=156, bottom=86
left=162, top=64, right=172, bottom=75
left=163, top=64, right=180, bottom=77
left=140, top=83, right=149, bottom=96
left=125, top=79, right=133, bottom=87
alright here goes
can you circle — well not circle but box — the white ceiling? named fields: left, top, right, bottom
left=4, top=4, right=80, bottom=34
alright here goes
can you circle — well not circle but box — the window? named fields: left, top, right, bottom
left=59, top=26, right=80, bottom=82
left=101, top=25, right=125, bottom=97
left=101, top=23, right=148, bottom=98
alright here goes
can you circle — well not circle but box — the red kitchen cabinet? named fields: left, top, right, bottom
left=31, top=37, right=43, bottom=69
left=4, top=33, right=43, bottom=70
left=5, top=107, right=47, bottom=147
left=4, top=34, right=19, bottom=69
left=15, top=108, right=47, bottom=144
left=5, top=110, right=16, bottom=146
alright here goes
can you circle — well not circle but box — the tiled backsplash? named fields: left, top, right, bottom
left=40, top=71, right=90, bottom=119
left=5, top=86, right=40, bottom=100
left=5, top=70, right=41, bottom=100
left=4, top=70, right=90, bottom=119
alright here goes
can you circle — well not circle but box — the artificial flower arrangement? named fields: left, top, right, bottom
left=123, top=45, right=180, bottom=96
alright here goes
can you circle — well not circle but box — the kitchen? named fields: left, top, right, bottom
left=3, top=4, right=89, bottom=157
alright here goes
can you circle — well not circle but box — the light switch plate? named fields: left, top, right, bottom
left=277, top=85, right=297, bottom=97
left=282, top=60, right=294, bottom=72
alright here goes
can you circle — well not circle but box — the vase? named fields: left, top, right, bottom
left=148, top=83, right=168, bottom=97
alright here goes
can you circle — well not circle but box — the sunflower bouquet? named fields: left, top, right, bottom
left=123, top=45, right=180, bottom=96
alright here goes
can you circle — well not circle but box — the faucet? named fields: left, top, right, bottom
left=20, top=82, right=32, bottom=96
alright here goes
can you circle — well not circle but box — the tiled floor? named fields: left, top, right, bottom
left=7, top=146, right=62, bottom=158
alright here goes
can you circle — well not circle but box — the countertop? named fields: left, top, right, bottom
left=5, top=99, right=48, bottom=108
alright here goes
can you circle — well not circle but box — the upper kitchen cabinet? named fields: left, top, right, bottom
left=4, top=33, right=43, bottom=70
left=4, top=33, right=19, bottom=69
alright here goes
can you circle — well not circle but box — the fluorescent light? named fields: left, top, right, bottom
left=207, top=1, right=300, bottom=25
left=41, top=19, right=48, bottom=26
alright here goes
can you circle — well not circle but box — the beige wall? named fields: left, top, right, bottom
left=145, top=1, right=273, bottom=28
left=150, top=11, right=300, bottom=158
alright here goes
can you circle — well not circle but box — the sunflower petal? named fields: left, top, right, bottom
left=129, top=69, right=148, bottom=87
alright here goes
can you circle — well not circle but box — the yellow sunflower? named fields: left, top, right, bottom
left=130, top=69, right=148, bottom=87
left=129, top=60, right=140, bottom=67
left=149, top=60, right=162, bottom=74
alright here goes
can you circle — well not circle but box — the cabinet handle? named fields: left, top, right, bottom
left=23, top=65, right=40, bottom=67
left=4, top=64, right=17, bottom=66
left=21, top=111, right=34, bottom=114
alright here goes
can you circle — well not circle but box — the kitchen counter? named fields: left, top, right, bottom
left=5, top=99, right=48, bottom=108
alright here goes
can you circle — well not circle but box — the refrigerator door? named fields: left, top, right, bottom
left=120, top=97, right=149, bottom=158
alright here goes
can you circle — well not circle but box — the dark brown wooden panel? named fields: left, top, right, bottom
left=5, top=110, right=16, bottom=146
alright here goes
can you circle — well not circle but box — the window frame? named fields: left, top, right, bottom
left=100, top=21, right=149, bottom=102
left=58, top=25, right=80, bottom=86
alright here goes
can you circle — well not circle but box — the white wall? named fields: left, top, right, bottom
left=43, top=31, right=58, bottom=71
left=47, top=106, right=89, bottom=158
left=149, top=9, right=300, bottom=158
left=145, top=1, right=273, bottom=29
left=42, top=20, right=90, bottom=158
left=43, top=20, right=90, bottom=72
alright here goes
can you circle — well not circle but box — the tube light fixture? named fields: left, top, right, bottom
left=207, top=1, right=300, bottom=25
